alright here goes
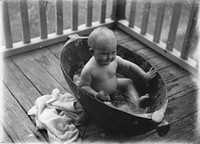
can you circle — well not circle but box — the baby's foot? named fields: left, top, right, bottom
left=139, top=94, right=150, bottom=103
left=143, top=107, right=150, bottom=113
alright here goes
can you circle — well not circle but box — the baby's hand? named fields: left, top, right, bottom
left=95, top=91, right=110, bottom=102
left=145, top=67, right=157, bottom=81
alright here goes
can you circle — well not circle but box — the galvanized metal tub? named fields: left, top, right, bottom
left=60, top=37, right=169, bottom=136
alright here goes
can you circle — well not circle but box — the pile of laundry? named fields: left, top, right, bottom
left=28, top=88, right=85, bottom=143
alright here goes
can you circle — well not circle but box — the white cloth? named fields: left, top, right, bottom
left=28, top=89, right=85, bottom=144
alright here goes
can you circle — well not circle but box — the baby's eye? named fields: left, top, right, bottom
left=101, top=53, right=107, bottom=55
left=112, top=51, right=116, bottom=54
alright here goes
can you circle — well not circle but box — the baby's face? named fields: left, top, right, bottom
left=93, top=41, right=117, bottom=66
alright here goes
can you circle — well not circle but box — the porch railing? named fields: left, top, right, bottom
left=1, top=0, right=199, bottom=76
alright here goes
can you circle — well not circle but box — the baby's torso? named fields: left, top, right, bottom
left=91, top=60, right=118, bottom=94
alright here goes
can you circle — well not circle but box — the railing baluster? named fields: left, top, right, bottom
left=128, top=0, right=137, bottom=28
left=56, top=0, right=63, bottom=35
left=140, top=1, right=151, bottom=35
left=2, top=0, right=13, bottom=48
left=153, top=2, right=165, bottom=43
left=111, top=0, right=126, bottom=21
left=166, top=2, right=182, bottom=51
left=100, top=0, right=107, bottom=23
left=111, top=0, right=117, bottom=21
left=86, top=0, right=93, bottom=27
left=72, top=0, right=78, bottom=30
left=181, top=2, right=198, bottom=60
left=39, top=0, right=48, bottom=39
left=19, top=0, right=30, bottom=44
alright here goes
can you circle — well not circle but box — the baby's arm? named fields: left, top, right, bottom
left=116, top=56, right=156, bottom=81
left=78, top=68, right=97, bottom=96
left=145, top=67, right=157, bottom=81
left=78, top=67, right=110, bottom=101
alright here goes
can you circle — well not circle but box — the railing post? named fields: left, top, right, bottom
left=140, top=1, right=151, bottom=35
left=180, top=2, right=198, bottom=60
left=19, top=0, right=31, bottom=44
left=100, top=0, right=107, bottom=23
left=128, top=0, right=137, bottom=28
left=166, top=2, right=182, bottom=51
left=72, top=0, right=78, bottom=31
left=2, top=0, right=13, bottom=48
left=86, top=0, right=93, bottom=27
left=111, top=0, right=126, bottom=22
left=56, top=0, right=63, bottom=35
left=153, top=2, right=165, bottom=43
left=39, top=0, right=48, bottom=39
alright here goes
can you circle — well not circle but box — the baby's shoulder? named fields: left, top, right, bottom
left=82, top=58, right=95, bottom=72
left=115, top=55, right=124, bottom=63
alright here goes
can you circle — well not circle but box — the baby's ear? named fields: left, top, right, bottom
left=89, top=48, right=94, bottom=54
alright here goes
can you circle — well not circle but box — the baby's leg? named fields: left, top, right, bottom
left=138, top=94, right=150, bottom=103
left=117, top=78, right=150, bottom=112
left=117, top=78, right=140, bottom=108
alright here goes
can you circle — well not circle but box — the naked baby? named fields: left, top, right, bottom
left=78, top=27, right=157, bottom=113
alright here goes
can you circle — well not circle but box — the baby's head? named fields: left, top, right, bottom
left=88, top=27, right=117, bottom=65
left=88, top=27, right=117, bottom=51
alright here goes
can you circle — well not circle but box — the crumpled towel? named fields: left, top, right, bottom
left=28, top=88, right=85, bottom=144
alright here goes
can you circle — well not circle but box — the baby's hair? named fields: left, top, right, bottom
left=88, top=27, right=116, bottom=50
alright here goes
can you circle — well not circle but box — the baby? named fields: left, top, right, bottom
left=78, top=27, right=156, bottom=112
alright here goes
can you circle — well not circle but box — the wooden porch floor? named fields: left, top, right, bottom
left=2, top=29, right=200, bottom=143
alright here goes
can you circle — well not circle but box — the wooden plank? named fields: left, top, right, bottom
left=3, top=58, right=41, bottom=111
left=100, top=0, right=107, bottom=23
left=72, top=0, right=78, bottom=30
left=121, top=41, right=167, bottom=61
left=166, top=2, right=182, bottom=51
left=119, top=89, right=198, bottom=142
left=181, top=2, right=198, bottom=60
left=56, top=0, right=63, bottom=35
left=2, top=84, right=47, bottom=143
left=119, top=39, right=147, bottom=51
left=153, top=2, right=165, bottom=43
left=19, top=0, right=31, bottom=44
left=86, top=0, right=93, bottom=27
left=148, top=58, right=198, bottom=99
left=39, top=0, right=48, bottom=39
left=10, top=52, right=66, bottom=95
left=3, top=58, right=49, bottom=141
left=47, top=42, right=65, bottom=59
left=147, top=55, right=173, bottom=71
left=194, top=136, right=200, bottom=144
left=30, top=48, right=72, bottom=93
left=4, top=56, right=86, bottom=139
left=138, top=112, right=198, bottom=143
left=166, top=74, right=198, bottom=100
left=140, top=1, right=151, bottom=35
left=82, top=120, right=121, bottom=143
left=118, top=31, right=171, bottom=61
left=134, top=48, right=158, bottom=60
left=2, top=0, right=13, bottom=48
left=114, top=30, right=134, bottom=43
left=159, top=65, right=189, bottom=83
left=128, top=0, right=137, bottom=28
left=0, top=125, right=13, bottom=143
